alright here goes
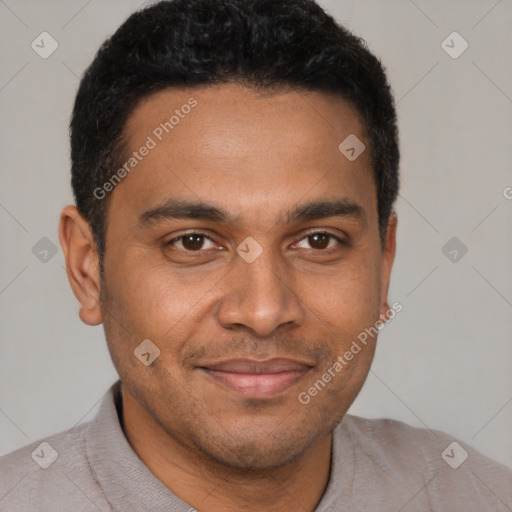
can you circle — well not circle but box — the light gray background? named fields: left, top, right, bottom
left=1, top=0, right=511, bottom=468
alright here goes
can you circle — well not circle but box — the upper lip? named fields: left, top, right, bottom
left=199, top=358, right=314, bottom=374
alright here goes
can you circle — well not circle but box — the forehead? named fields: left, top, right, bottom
left=108, top=83, right=377, bottom=229
left=125, top=83, right=366, bottom=157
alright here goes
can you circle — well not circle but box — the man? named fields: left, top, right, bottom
left=1, top=0, right=510, bottom=510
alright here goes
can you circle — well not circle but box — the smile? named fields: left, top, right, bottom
left=198, top=358, right=313, bottom=399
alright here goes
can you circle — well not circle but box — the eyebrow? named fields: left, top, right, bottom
left=138, top=197, right=367, bottom=227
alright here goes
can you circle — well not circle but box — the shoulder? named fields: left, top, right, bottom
left=0, top=422, right=111, bottom=511
left=340, top=414, right=457, bottom=465
left=335, top=415, right=512, bottom=510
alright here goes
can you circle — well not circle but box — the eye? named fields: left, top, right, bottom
left=295, top=232, right=345, bottom=251
left=167, top=233, right=217, bottom=252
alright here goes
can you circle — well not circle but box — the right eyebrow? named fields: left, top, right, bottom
left=138, top=199, right=234, bottom=227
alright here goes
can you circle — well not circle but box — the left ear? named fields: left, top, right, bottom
left=378, top=212, right=397, bottom=320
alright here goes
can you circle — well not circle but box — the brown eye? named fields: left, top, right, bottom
left=168, top=233, right=216, bottom=252
left=309, top=233, right=330, bottom=249
left=296, top=232, right=344, bottom=250
left=181, top=234, right=205, bottom=250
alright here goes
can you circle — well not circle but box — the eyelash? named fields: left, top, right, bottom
left=166, top=231, right=347, bottom=253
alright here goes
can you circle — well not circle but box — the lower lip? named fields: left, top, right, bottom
left=200, top=368, right=310, bottom=398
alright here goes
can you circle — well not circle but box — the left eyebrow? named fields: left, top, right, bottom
left=138, top=197, right=367, bottom=227
left=283, top=198, right=367, bottom=226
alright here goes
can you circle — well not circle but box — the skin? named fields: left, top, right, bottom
left=59, top=83, right=397, bottom=512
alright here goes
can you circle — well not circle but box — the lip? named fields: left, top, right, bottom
left=198, top=358, right=313, bottom=399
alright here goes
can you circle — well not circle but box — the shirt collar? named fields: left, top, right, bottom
left=84, top=379, right=353, bottom=511
left=84, top=380, right=191, bottom=512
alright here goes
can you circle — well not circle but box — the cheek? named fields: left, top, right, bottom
left=104, top=253, right=224, bottom=342
left=303, top=252, right=382, bottom=333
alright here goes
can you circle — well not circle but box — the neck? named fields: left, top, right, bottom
left=121, top=387, right=332, bottom=512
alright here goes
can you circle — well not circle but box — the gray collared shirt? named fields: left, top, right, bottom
left=1, top=380, right=511, bottom=511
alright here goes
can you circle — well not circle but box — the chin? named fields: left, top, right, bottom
left=191, top=427, right=320, bottom=472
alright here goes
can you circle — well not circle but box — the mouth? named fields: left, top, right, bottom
left=197, top=358, right=313, bottom=399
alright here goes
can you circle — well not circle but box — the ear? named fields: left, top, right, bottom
left=378, top=212, right=397, bottom=321
left=58, top=205, right=103, bottom=326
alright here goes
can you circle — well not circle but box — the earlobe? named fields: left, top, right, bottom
left=58, top=205, right=103, bottom=326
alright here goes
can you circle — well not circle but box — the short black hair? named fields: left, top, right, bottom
left=70, top=0, right=399, bottom=263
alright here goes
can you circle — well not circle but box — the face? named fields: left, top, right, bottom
left=81, top=83, right=396, bottom=470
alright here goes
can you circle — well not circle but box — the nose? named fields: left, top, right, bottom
left=215, top=245, right=306, bottom=338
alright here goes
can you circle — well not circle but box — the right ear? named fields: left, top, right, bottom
left=58, top=205, right=103, bottom=326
